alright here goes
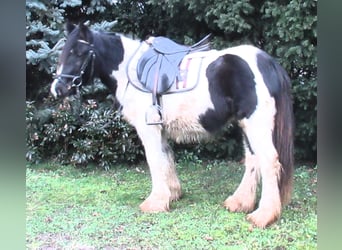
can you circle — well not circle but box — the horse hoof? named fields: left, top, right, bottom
left=139, top=198, right=170, bottom=213
left=246, top=208, right=279, bottom=228
left=223, top=195, right=254, bottom=213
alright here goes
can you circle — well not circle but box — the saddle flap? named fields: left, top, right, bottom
left=137, top=52, right=181, bottom=93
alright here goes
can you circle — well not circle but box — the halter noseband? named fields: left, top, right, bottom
left=53, top=40, right=96, bottom=92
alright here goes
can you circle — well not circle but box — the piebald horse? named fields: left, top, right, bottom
left=51, top=23, right=294, bottom=228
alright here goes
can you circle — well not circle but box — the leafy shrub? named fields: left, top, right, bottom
left=26, top=84, right=144, bottom=168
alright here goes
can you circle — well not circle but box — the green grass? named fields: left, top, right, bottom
left=26, top=161, right=317, bottom=249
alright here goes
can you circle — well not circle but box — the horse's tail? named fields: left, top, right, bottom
left=272, top=61, right=295, bottom=206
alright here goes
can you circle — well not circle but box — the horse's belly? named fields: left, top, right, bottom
left=162, top=83, right=213, bottom=143
left=164, top=118, right=211, bottom=143
left=163, top=96, right=212, bottom=143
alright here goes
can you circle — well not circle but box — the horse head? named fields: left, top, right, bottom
left=51, top=22, right=96, bottom=98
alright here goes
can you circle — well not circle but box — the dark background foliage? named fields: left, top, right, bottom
left=26, top=0, right=317, bottom=167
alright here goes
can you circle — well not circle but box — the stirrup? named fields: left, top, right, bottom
left=145, top=104, right=163, bottom=125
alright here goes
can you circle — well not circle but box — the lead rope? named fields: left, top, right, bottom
left=242, top=130, right=255, bottom=155
left=75, top=49, right=96, bottom=123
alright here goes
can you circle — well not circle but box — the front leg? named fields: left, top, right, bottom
left=137, top=125, right=182, bottom=212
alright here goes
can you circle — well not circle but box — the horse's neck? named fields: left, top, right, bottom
left=120, top=35, right=143, bottom=59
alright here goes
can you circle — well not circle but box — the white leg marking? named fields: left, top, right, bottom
left=136, top=124, right=181, bottom=212
left=241, top=97, right=282, bottom=227
left=224, top=149, right=260, bottom=212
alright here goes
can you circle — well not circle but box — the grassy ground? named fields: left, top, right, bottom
left=26, top=160, right=317, bottom=249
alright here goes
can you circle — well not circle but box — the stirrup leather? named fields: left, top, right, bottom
left=145, top=104, right=163, bottom=125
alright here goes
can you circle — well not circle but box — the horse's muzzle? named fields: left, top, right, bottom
left=50, top=79, right=76, bottom=98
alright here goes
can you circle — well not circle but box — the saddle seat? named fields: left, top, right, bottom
left=151, top=37, right=190, bottom=54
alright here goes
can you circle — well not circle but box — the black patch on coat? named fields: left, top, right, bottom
left=199, top=54, right=257, bottom=133
left=256, top=52, right=281, bottom=98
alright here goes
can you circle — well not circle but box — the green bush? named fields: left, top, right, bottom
left=26, top=83, right=144, bottom=168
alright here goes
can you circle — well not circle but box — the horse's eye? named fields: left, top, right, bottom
left=70, top=49, right=74, bottom=54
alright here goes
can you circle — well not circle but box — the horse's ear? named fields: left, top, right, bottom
left=65, top=21, right=76, bottom=35
left=79, top=22, right=93, bottom=43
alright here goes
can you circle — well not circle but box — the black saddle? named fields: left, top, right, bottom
left=137, top=34, right=211, bottom=97
left=136, top=34, right=211, bottom=125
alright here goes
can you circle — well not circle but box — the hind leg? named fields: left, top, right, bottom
left=137, top=125, right=181, bottom=212
left=224, top=147, right=259, bottom=213
left=239, top=105, right=282, bottom=228
left=246, top=143, right=282, bottom=228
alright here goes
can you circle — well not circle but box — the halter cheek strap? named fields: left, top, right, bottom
left=75, top=49, right=96, bottom=87
left=53, top=38, right=96, bottom=88
left=53, top=48, right=96, bottom=90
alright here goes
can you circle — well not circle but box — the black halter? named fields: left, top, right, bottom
left=53, top=40, right=96, bottom=92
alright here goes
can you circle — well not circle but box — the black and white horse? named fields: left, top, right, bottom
left=51, top=23, right=294, bottom=228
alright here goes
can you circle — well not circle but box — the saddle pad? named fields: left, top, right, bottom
left=165, top=52, right=207, bottom=94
